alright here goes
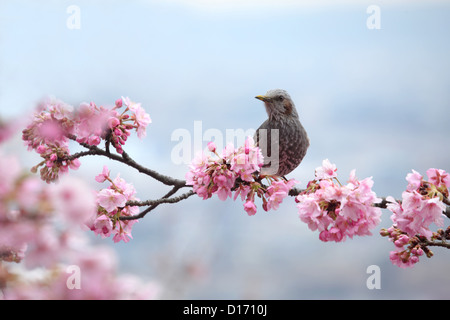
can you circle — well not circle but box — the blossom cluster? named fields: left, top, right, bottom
left=22, top=96, right=151, bottom=183
left=386, top=169, right=448, bottom=240
left=0, top=149, right=158, bottom=299
left=379, top=227, right=433, bottom=268
left=88, top=165, right=140, bottom=243
left=185, top=137, right=298, bottom=215
left=383, top=168, right=449, bottom=267
left=0, top=152, right=95, bottom=267
left=2, top=245, right=159, bottom=300
left=296, top=159, right=382, bottom=242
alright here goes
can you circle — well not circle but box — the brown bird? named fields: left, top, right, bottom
left=254, top=89, right=309, bottom=178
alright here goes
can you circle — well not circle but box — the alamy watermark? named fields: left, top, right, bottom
left=366, top=264, right=381, bottom=290
left=367, top=5, right=381, bottom=30
left=66, top=5, right=81, bottom=30
left=170, top=120, right=280, bottom=175
left=66, top=265, right=81, bottom=290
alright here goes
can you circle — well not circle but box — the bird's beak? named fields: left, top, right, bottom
left=255, top=95, right=269, bottom=102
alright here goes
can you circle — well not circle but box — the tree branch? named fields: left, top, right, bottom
left=421, top=240, right=450, bottom=249
left=64, top=135, right=450, bottom=223
left=66, top=134, right=186, bottom=187
left=443, top=196, right=450, bottom=206
left=119, top=189, right=195, bottom=221
left=288, top=188, right=450, bottom=219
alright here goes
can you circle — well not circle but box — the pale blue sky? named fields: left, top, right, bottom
left=1, top=0, right=450, bottom=299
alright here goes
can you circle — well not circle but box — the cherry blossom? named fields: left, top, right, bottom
left=97, top=189, right=128, bottom=213
left=23, top=96, right=151, bottom=183
left=387, top=169, right=447, bottom=240
left=314, top=158, right=337, bottom=180
left=186, top=137, right=299, bottom=215
left=90, top=167, right=140, bottom=243
left=0, top=142, right=158, bottom=299
left=297, top=160, right=382, bottom=242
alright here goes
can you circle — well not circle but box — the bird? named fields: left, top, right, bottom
left=254, top=89, right=309, bottom=178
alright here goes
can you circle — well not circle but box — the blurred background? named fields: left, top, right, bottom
left=1, top=0, right=450, bottom=299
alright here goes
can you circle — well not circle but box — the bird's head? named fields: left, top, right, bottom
left=255, top=89, right=299, bottom=120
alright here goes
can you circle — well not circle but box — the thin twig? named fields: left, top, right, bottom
left=419, top=238, right=450, bottom=249
left=125, top=185, right=182, bottom=207
left=119, top=190, right=195, bottom=221
left=66, top=134, right=186, bottom=187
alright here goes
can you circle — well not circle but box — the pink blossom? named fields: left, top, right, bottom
left=95, top=165, right=111, bottom=183
left=1, top=139, right=158, bottom=298
left=243, top=200, right=257, bottom=216
left=74, top=103, right=114, bottom=146
left=389, top=250, right=415, bottom=268
left=387, top=169, right=447, bottom=240
left=187, top=137, right=299, bottom=215
left=189, top=152, right=209, bottom=173
left=297, top=162, right=382, bottom=242
left=213, top=169, right=235, bottom=201
left=222, top=142, right=235, bottom=159
left=22, top=225, right=62, bottom=268
left=97, top=188, right=127, bottom=213
left=38, top=119, right=66, bottom=144
left=112, top=174, right=137, bottom=200
left=22, top=100, right=74, bottom=152
left=426, top=168, right=450, bottom=189
left=113, top=230, right=133, bottom=243
left=394, top=234, right=409, bottom=248
left=207, top=141, right=216, bottom=153
left=233, top=184, right=251, bottom=202
left=390, top=193, right=445, bottom=240
left=406, top=169, right=423, bottom=191
left=69, top=158, right=81, bottom=170
left=16, top=177, right=43, bottom=211
left=47, top=98, right=74, bottom=120
left=24, top=96, right=152, bottom=184
left=0, top=152, right=22, bottom=198
left=121, top=96, right=132, bottom=107
left=186, top=170, right=211, bottom=200
left=319, top=227, right=344, bottom=242
left=315, top=159, right=337, bottom=180
left=115, top=275, right=160, bottom=300
left=108, top=117, right=120, bottom=129
left=383, top=228, right=423, bottom=269
left=129, top=102, right=152, bottom=139
left=29, top=143, right=81, bottom=183
left=51, top=176, right=97, bottom=225
left=91, top=172, right=140, bottom=243
left=229, top=137, right=264, bottom=182
left=91, top=215, right=114, bottom=238
left=265, top=179, right=297, bottom=211
left=0, top=120, right=16, bottom=144
left=297, top=196, right=328, bottom=231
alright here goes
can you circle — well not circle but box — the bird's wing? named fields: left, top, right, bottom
left=254, top=119, right=280, bottom=171
left=254, top=119, right=271, bottom=147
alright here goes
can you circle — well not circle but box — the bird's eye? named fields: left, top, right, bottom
left=276, top=96, right=284, bottom=101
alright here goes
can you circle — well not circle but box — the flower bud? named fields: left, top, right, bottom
left=108, top=117, right=120, bottom=129
left=114, top=128, right=122, bottom=136
left=410, top=255, right=419, bottom=264
left=207, top=141, right=216, bottom=153
left=36, top=145, right=47, bottom=154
